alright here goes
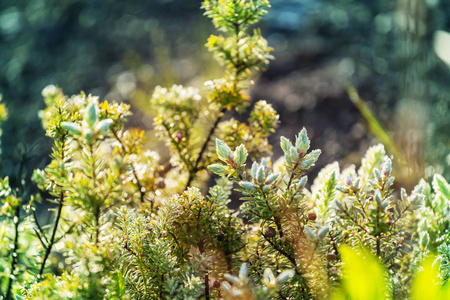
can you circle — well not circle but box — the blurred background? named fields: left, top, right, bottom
left=0, top=0, right=449, bottom=192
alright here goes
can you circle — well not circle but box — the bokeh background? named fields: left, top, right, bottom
left=0, top=0, right=449, bottom=193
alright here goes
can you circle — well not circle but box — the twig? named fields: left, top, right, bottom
left=39, top=191, right=64, bottom=277
left=185, top=106, right=226, bottom=189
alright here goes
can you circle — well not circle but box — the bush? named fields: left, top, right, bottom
left=0, top=1, right=448, bottom=299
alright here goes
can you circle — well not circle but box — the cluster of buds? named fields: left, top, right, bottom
left=280, top=128, right=321, bottom=171
left=208, top=139, right=248, bottom=178
left=238, top=159, right=280, bottom=192
left=61, top=101, right=113, bottom=143
left=336, top=175, right=361, bottom=195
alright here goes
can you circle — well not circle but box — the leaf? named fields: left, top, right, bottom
left=251, top=161, right=258, bottom=178
left=295, top=128, right=310, bottom=154
left=280, top=136, right=293, bottom=157
left=318, top=226, right=329, bottom=239
left=61, top=122, right=82, bottom=135
left=216, top=138, right=232, bottom=163
left=256, top=165, right=265, bottom=184
left=239, top=263, right=248, bottom=279
left=239, top=181, right=256, bottom=191
left=84, top=102, right=98, bottom=127
left=433, top=174, right=450, bottom=201
left=208, top=164, right=228, bottom=176
left=411, top=256, right=444, bottom=300
left=234, top=144, right=248, bottom=165
left=95, top=119, right=113, bottom=135
left=305, top=226, right=315, bottom=239
left=265, top=173, right=279, bottom=185
left=276, top=270, right=295, bottom=284
left=337, top=246, right=387, bottom=300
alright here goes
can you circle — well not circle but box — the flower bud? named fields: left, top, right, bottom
left=345, top=175, right=353, bottom=186
left=308, top=212, right=317, bottom=221
left=264, top=227, right=276, bottom=238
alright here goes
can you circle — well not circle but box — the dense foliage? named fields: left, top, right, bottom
left=0, top=1, right=449, bottom=299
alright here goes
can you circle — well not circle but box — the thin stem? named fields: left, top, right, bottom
left=37, top=126, right=68, bottom=278
left=88, top=141, right=100, bottom=247
left=286, top=160, right=302, bottom=190
left=204, top=273, right=210, bottom=300
left=262, top=190, right=283, bottom=237
left=185, top=106, right=226, bottom=189
left=6, top=204, right=20, bottom=300
left=262, top=233, right=298, bottom=274
left=38, top=191, right=64, bottom=277
left=376, top=202, right=381, bottom=257
left=6, top=152, right=28, bottom=299
left=341, top=207, right=369, bottom=234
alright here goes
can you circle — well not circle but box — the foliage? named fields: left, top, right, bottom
left=332, top=246, right=450, bottom=300
left=0, top=1, right=448, bottom=300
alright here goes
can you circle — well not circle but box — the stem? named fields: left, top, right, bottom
left=328, top=231, right=340, bottom=258
left=38, top=191, right=64, bottom=277
left=185, top=106, right=226, bottom=189
left=123, top=240, right=149, bottom=297
left=262, top=190, right=283, bottom=237
left=88, top=142, right=100, bottom=247
left=38, top=130, right=68, bottom=278
left=341, top=207, right=369, bottom=234
left=6, top=152, right=29, bottom=299
left=286, top=160, right=302, bottom=190
left=6, top=205, right=20, bottom=300
left=262, top=233, right=298, bottom=274
left=204, top=273, right=210, bottom=300
left=94, top=207, right=100, bottom=246
left=376, top=203, right=381, bottom=257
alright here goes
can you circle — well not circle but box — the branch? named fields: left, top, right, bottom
left=185, top=106, right=226, bottom=189
left=39, top=191, right=64, bottom=278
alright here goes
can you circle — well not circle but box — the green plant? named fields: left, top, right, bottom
left=0, top=1, right=448, bottom=299
left=332, top=245, right=450, bottom=300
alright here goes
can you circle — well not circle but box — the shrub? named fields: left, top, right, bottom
left=0, top=1, right=448, bottom=299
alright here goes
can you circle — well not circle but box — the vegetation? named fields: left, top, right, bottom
left=0, top=1, right=448, bottom=299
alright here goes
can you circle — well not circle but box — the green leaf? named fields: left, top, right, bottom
left=234, top=144, right=248, bottom=165
left=305, top=226, right=315, bottom=239
left=251, top=161, right=258, bottom=179
left=85, top=102, right=98, bottom=127
left=239, top=181, right=256, bottom=191
left=95, top=119, right=113, bottom=135
left=337, top=245, right=387, bottom=300
left=61, top=122, right=82, bottom=135
left=276, top=270, right=295, bottom=284
left=411, top=255, right=445, bottom=300
left=433, top=174, right=450, bottom=201
left=216, top=138, right=232, bottom=163
left=256, top=165, right=265, bottom=184
left=239, top=263, right=248, bottom=279
left=280, top=136, right=293, bottom=157
left=265, top=173, right=279, bottom=185
left=295, top=127, right=310, bottom=154
left=208, top=163, right=228, bottom=176
left=290, top=146, right=299, bottom=161
left=374, top=189, right=382, bottom=205
left=300, top=150, right=321, bottom=169
left=318, top=226, right=329, bottom=239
